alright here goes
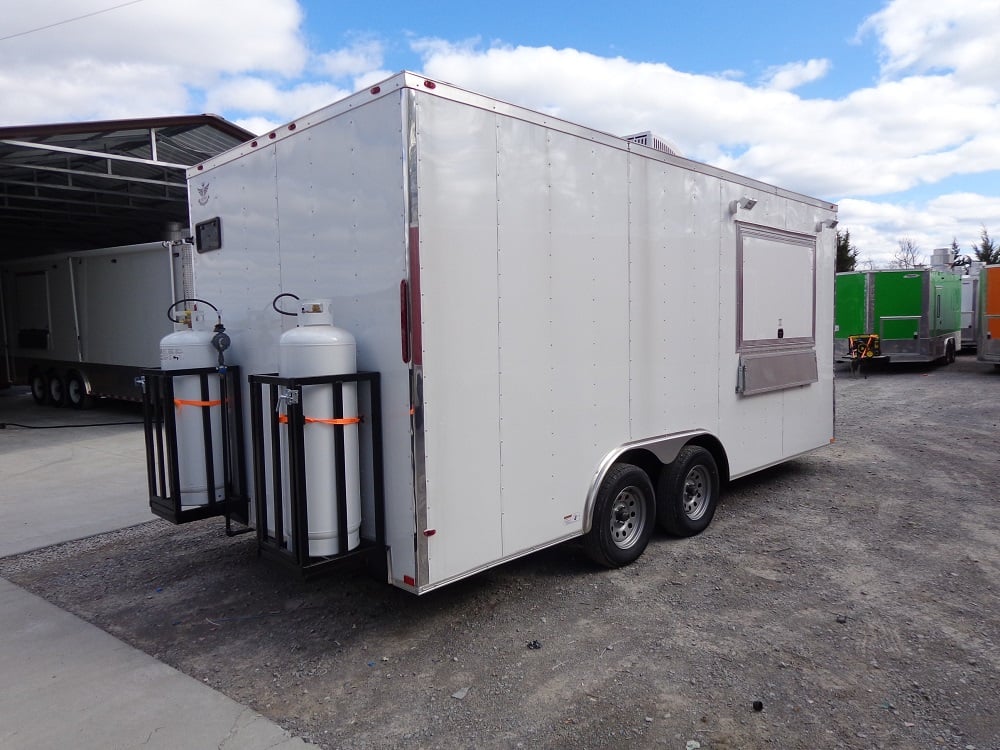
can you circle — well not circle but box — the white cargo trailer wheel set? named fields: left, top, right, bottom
left=141, top=72, right=837, bottom=594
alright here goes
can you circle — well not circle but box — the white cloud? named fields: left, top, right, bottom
left=318, top=39, right=385, bottom=78
left=0, top=0, right=307, bottom=124
left=205, top=77, right=351, bottom=123
left=840, top=193, right=1000, bottom=267
left=859, top=0, right=1000, bottom=88
left=2, top=0, right=306, bottom=77
left=0, top=61, right=191, bottom=123
left=233, top=116, right=282, bottom=138
left=761, top=59, right=831, bottom=91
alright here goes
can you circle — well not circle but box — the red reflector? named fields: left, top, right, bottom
left=423, top=80, right=436, bottom=89
left=403, top=575, right=415, bottom=586
left=370, top=86, right=381, bottom=94
left=288, top=123, right=296, bottom=131
left=423, top=529, right=436, bottom=537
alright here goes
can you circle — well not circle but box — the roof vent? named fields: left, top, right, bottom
left=623, top=131, right=681, bottom=157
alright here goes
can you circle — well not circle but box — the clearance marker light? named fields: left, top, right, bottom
left=370, top=86, right=381, bottom=95
left=288, top=123, right=296, bottom=131
left=423, top=80, right=436, bottom=89
left=268, top=132, right=276, bottom=139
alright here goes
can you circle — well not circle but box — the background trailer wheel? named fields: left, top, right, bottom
left=66, top=370, right=94, bottom=409
left=30, top=370, right=48, bottom=405
left=657, top=445, right=720, bottom=537
left=584, top=463, right=655, bottom=568
left=47, top=370, right=66, bottom=407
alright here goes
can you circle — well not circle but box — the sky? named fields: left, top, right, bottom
left=2, top=0, right=998, bottom=267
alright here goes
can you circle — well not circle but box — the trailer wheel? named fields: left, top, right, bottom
left=657, top=445, right=719, bottom=537
left=66, top=371, right=94, bottom=409
left=584, top=463, right=654, bottom=568
left=47, top=370, right=66, bottom=407
left=945, top=341, right=956, bottom=364
left=29, top=370, right=48, bottom=405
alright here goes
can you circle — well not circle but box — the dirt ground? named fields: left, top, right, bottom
left=2, top=355, right=998, bottom=750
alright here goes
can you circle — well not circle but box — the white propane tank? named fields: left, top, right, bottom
left=279, top=299, right=361, bottom=556
left=159, top=308, right=225, bottom=506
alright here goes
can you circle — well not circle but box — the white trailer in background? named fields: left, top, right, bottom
left=1, top=241, right=186, bottom=406
left=175, top=72, right=837, bottom=594
left=931, top=248, right=983, bottom=350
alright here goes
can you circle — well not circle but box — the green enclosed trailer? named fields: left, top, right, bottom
left=834, top=269, right=961, bottom=364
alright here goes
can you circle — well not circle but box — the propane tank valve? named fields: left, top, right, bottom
left=211, top=323, right=231, bottom=367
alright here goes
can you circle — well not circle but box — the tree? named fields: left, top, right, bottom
left=835, top=229, right=860, bottom=272
left=892, top=238, right=923, bottom=268
left=971, top=226, right=1000, bottom=264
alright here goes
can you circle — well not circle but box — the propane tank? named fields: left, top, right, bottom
left=159, top=305, right=225, bottom=506
left=278, top=298, right=361, bottom=556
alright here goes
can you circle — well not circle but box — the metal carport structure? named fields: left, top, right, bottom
left=0, top=115, right=252, bottom=261
left=0, top=114, right=252, bottom=392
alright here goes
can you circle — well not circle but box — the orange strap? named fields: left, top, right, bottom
left=278, top=414, right=362, bottom=426
left=174, top=398, right=222, bottom=409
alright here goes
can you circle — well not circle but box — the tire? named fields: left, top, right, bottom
left=945, top=341, right=956, bottom=364
left=47, top=370, right=66, bottom=407
left=66, top=370, right=94, bottom=409
left=584, top=463, right=655, bottom=568
left=30, top=370, right=48, bottom=405
left=657, top=445, right=720, bottom=537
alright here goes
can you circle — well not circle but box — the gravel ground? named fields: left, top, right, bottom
left=2, top=355, right=998, bottom=750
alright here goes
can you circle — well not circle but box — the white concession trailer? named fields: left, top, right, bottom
left=151, top=72, right=837, bottom=594
left=2, top=241, right=186, bottom=406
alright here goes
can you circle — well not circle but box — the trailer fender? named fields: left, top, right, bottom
left=583, top=430, right=725, bottom=534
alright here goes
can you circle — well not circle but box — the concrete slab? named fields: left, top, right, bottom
left=0, top=578, right=307, bottom=749
left=1, top=388, right=308, bottom=749
left=0, top=387, right=152, bottom=557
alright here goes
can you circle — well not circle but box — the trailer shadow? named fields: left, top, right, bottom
left=835, top=358, right=955, bottom=379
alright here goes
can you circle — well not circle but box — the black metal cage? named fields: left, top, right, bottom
left=141, top=365, right=248, bottom=529
left=248, top=371, right=386, bottom=579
